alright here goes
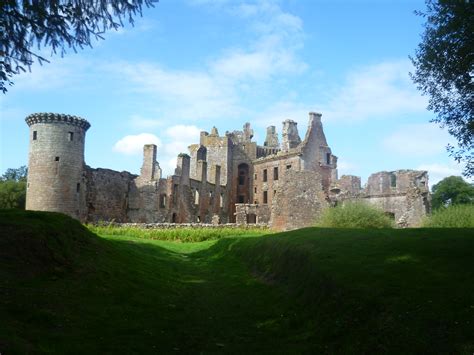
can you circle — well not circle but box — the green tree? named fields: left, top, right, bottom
left=1, top=0, right=155, bottom=93
left=0, top=166, right=28, bottom=209
left=410, top=0, right=474, bottom=177
left=431, top=176, right=474, bottom=210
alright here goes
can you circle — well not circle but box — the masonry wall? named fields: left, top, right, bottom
left=270, top=170, right=328, bottom=230
left=85, top=167, right=135, bottom=222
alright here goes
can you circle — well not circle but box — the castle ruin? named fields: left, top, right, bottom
left=25, top=112, right=431, bottom=230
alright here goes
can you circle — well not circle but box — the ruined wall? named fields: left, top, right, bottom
left=85, top=167, right=135, bottom=222
left=338, top=175, right=362, bottom=195
left=270, top=170, right=328, bottom=231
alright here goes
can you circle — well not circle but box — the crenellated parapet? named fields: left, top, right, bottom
left=25, top=112, right=91, bottom=131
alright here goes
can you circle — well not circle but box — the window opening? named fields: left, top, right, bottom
left=390, top=174, right=397, bottom=188
left=263, top=169, right=268, bottom=182
left=273, top=167, right=279, bottom=180
left=159, top=194, right=166, bottom=208
left=68, top=132, right=74, bottom=141
left=286, top=165, right=291, bottom=170
left=326, top=153, right=331, bottom=165
left=194, top=190, right=200, bottom=205
left=55, top=156, right=60, bottom=161
left=263, top=191, right=268, bottom=204
left=33, top=131, right=37, bottom=140
left=238, top=195, right=245, bottom=203
left=76, top=183, right=80, bottom=193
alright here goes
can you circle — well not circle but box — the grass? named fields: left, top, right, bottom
left=316, top=201, right=394, bottom=228
left=87, top=223, right=269, bottom=242
left=1, top=210, right=473, bottom=353
left=423, top=204, right=474, bottom=227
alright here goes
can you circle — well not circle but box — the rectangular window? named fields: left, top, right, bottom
left=55, top=156, right=60, bottom=161
left=326, top=153, right=331, bottom=165
left=33, top=131, right=37, bottom=140
left=254, top=187, right=257, bottom=193
left=159, top=194, right=166, bottom=208
left=238, top=195, right=245, bottom=203
left=390, top=174, right=397, bottom=188
left=273, top=167, right=279, bottom=180
left=286, top=165, right=291, bottom=170
left=254, top=173, right=257, bottom=180
left=263, top=191, right=268, bottom=204
left=68, top=132, right=74, bottom=141
left=76, top=183, right=80, bottom=193
left=220, top=193, right=224, bottom=208
left=194, top=189, right=200, bottom=205
left=263, top=169, right=268, bottom=182
left=273, top=190, right=276, bottom=196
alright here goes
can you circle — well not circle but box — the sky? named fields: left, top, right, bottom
left=0, top=0, right=470, bottom=187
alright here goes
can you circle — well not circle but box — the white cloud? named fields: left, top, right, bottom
left=163, top=125, right=202, bottom=156
left=382, top=123, right=454, bottom=157
left=337, top=160, right=358, bottom=176
left=321, top=60, right=428, bottom=122
left=113, top=133, right=161, bottom=155
left=109, top=0, right=306, bottom=122
left=416, top=162, right=468, bottom=186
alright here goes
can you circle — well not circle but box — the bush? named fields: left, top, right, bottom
left=423, top=204, right=474, bottom=228
left=316, top=201, right=393, bottom=228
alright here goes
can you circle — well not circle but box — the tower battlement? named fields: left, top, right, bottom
left=26, top=113, right=91, bottom=131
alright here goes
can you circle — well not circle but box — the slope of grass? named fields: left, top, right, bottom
left=1, top=210, right=473, bottom=353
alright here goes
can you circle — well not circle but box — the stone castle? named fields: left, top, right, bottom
left=25, top=112, right=431, bottom=230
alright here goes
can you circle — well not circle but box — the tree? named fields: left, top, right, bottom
left=410, top=0, right=474, bottom=177
left=431, top=175, right=474, bottom=210
left=1, top=0, right=155, bottom=93
left=0, top=166, right=28, bottom=209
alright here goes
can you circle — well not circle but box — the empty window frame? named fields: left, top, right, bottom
left=263, top=169, right=268, bottom=182
left=273, top=167, right=279, bottom=180
left=33, top=131, right=37, bottom=140
left=263, top=191, right=268, bottom=204
left=326, top=153, right=331, bottom=165
left=55, top=156, right=60, bottom=161
left=194, top=189, right=200, bottom=205
left=390, top=174, right=397, bottom=188
left=286, top=165, right=292, bottom=170
left=220, top=193, right=224, bottom=208
left=159, top=194, right=167, bottom=208
left=68, top=132, right=74, bottom=141
left=76, top=183, right=80, bottom=193
left=238, top=195, right=245, bottom=203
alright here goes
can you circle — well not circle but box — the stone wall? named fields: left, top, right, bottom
left=85, top=167, right=135, bottom=222
left=270, top=170, right=328, bottom=230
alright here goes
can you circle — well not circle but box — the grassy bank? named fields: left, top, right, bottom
left=1, top=210, right=473, bottom=353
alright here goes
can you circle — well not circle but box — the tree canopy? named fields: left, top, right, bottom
left=1, top=0, right=155, bottom=93
left=410, top=0, right=473, bottom=177
left=431, top=175, right=474, bottom=210
left=0, top=166, right=28, bottom=209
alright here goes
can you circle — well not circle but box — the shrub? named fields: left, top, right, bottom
left=316, top=201, right=393, bottom=228
left=423, top=204, right=474, bottom=228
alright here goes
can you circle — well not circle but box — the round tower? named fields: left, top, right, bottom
left=25, top=113, right=91, bottom=220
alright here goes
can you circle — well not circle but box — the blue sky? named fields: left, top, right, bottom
left=0, top=0, right=469, bottom=186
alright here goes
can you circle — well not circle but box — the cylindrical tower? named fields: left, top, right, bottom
left=25, top=113, right=91, bottom=220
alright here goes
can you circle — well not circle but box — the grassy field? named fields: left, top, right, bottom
left=1, top=210, right=473, bottom=353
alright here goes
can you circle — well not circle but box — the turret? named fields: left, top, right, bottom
left=25, top=113, right=90, bottom=220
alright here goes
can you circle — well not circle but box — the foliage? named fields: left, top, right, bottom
left=87, top=223, right=269, bottom=243
left=1, top=0, right=155, bottom=93
left=431, top=175, right=474, bottom=209
left=0, top=166, right=28, bottom=209
left=0, top=180, right=27, bottom=209
left=316, top=201, right=393, bottom=228
left=410, top=0, right=474, bottom=177
left=423, top=204, right=474, bottom=227
left=1, top=165, right=28, bottom=182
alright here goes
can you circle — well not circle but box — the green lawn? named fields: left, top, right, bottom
left=1, top=210, right=473, bottom=353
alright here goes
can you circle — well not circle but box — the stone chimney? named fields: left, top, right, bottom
left=141, top=144, right=161, bottom=180
left=264, top=125, right=279, bottom=147
left=175, top=153, right=190, bottom=185
left=281, top=120, right=301, bottom=151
